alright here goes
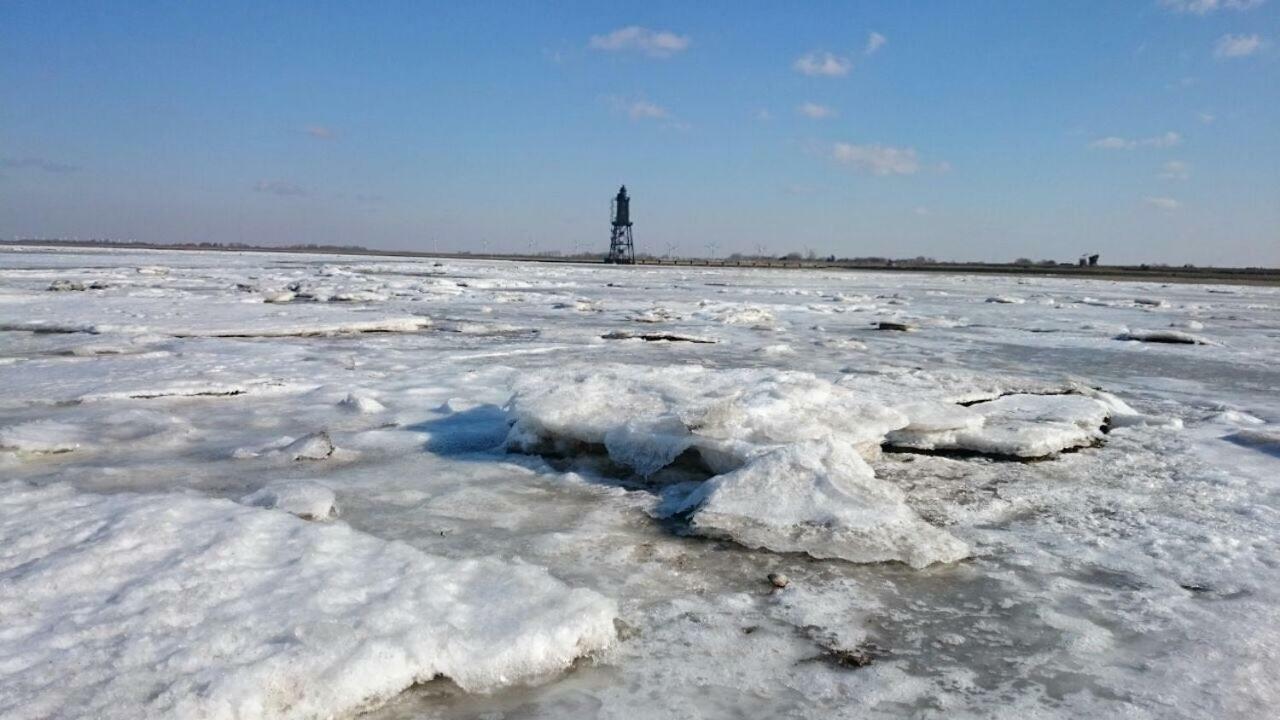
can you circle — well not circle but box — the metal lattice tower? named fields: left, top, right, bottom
left=606, top=185, right=635, bottom=264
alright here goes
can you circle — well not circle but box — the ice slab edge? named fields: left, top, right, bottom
left=0, top=482, right=617, bottom=720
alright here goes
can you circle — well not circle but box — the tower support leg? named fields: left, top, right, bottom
left=607, top=225, right=634, bottom=264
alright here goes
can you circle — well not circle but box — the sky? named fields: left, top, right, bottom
left=2, top=1, right=1278, bottom=266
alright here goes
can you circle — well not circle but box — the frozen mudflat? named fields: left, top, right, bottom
left=2, top=246, right=1280, bottom=719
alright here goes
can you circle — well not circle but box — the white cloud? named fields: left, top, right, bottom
left=1089, top=131, right=1183, bottom=149
left=589, top=26, right=690, bottom=58
left=913, top=206, right=931, bottom=216
left=831, top=143, right=921, bottom=175
left=797, top=102, right=836, bottom=119
left=754, top=108, right=773, bottom=122
left=793, top=51, right=852, bottom=77
left=1159, top=160, right=1191, bottom=180
left=1198, top=112, right=1216, bottom=124
left=1214, top=33, right=1264, bottom=58
left=865, top=32, right=887, bottom=55
left=303, top=125, right=334, bottom=139
left=1161, top=0, right=1264, bottom=14
left=1144, top=196, right=1181, bottom=210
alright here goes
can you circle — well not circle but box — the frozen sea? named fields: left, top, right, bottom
left=2, top=245, right=1279, bottom=719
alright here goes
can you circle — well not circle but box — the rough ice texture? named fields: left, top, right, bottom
left=506, top=364, right=969, bottom=567
left=836, top=366, right=1074, bottom=407
left=0, top=482, right=617, bottom=720
left=676, top=441, right=970, bottom=568
left=241, top=480, right=340, bottom=521
left=506, top=364, right=907, bottom=474
left=0, top=419, right=89, bottom=453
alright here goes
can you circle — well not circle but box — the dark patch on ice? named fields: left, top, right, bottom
left=955, top=388, right=1086, bottom=407
left=795, top=627, right=883, bottom=670
left=600, top=331, right=716, bottom=344
left=1115, top=331, right=1207, bottom=345
left=410, top=404, right=511, bottom=455
left=882, top=435, right=1107, bottom=463
left=48, top=279, right=109, bottom=291
left=874, top=321, right=914, bottom=332
left=127, top=388, right=248, bottom=399
left=1180, top=583, right=1251, bottom=601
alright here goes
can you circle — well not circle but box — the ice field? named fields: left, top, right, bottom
left=2, top=245, right=1279, bottom=719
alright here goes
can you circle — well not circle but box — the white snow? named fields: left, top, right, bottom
left=0, top=482, right=616, bottom=720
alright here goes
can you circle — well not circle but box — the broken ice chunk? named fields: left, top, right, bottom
left=241, top=480, right=339, bottom=521
left=338, top=392, right=386, bottom=414
left=675, top=440, right=970, bottom=568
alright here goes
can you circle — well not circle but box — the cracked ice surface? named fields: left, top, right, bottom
left=3, top=245, right=1280, bottom=719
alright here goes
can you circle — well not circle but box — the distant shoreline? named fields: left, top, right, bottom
left=4, top=239, right=1278, bottom=287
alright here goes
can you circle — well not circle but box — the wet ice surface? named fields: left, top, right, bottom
left=2, top=245, right=1280, bottom=719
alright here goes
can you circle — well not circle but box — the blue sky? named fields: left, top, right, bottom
left=2, top=1, right=1277, bottom=265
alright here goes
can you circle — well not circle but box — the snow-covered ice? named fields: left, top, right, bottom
left=3, top=245, right=1280, bottom=719
left=0, top=482, right=616, bottom=720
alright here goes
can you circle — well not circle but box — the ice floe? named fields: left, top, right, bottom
left=506, top=365, right=970, bottom=566
left=888, top=394, right=1111, bottom=458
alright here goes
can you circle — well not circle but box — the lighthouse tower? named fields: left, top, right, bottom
left=606, top=185, right=635, bottom=264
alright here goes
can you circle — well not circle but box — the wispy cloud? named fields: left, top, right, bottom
left=0, top=155, right=80, bottom=173
left=605, top=96, right=686, bottom=128
left=627, top=100, right=669, bottom=120
left=797, top=102, right=836, bottom=119
left=1159, top=160, right=1191, bottom=180
left=1214, top=33, right=1264, bottom=58
left=793, top=51, right=852, bottom=77
left=1161, top=0, right=1264, bottom=14
left=1198, top=112, right=1216, bottom=124
left=865, top=32, right=887, bottom=55
left=253, top=180, right=308, bottom=197
left=1089, top=131, right=1183, bottom=150
left=1144, top=196, right=1181, bottom=210
left=302, top=125, right=334, bottom=139
left=754, top=108, right=773, bottom=122
left=589, top=26, right=690, bottom=58
left=831, top=142, right=922, bottom=175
